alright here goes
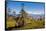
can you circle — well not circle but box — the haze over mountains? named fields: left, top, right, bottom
left=28, top=14, right=44, bottom=19
left=15, top=14, right=45, bottom=19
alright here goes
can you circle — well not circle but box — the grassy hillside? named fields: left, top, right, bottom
left=6, top=16, right=45, bottom=30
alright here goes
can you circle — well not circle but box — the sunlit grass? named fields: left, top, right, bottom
left=6, top=17, right=16, bottom=28
left=6, top=16, right=45, bottom=30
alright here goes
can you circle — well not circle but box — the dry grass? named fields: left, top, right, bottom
left=6, top=16, right=45, bottom=30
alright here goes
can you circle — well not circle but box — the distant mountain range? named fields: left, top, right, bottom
left=14, top=14, right=45, bottom=19
left=28, top=14, right=45, bottom=19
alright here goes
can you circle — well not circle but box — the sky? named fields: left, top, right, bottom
left=6, top=1, right=45, bottom=15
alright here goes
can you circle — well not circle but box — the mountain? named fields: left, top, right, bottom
left=28, top=14, right=45, bottom=19
left=15, top=14, right=45, bottom=19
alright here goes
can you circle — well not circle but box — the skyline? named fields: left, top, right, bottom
left=7, top=1, right=45, bottom=15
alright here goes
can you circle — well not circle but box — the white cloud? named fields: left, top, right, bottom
left=26, top=10, right=44, bottom=15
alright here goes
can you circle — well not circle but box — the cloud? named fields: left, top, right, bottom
left=26, top=10, right=44, bottom=15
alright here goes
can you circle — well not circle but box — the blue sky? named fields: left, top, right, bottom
left=7, top=1, right=45, bottom=15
